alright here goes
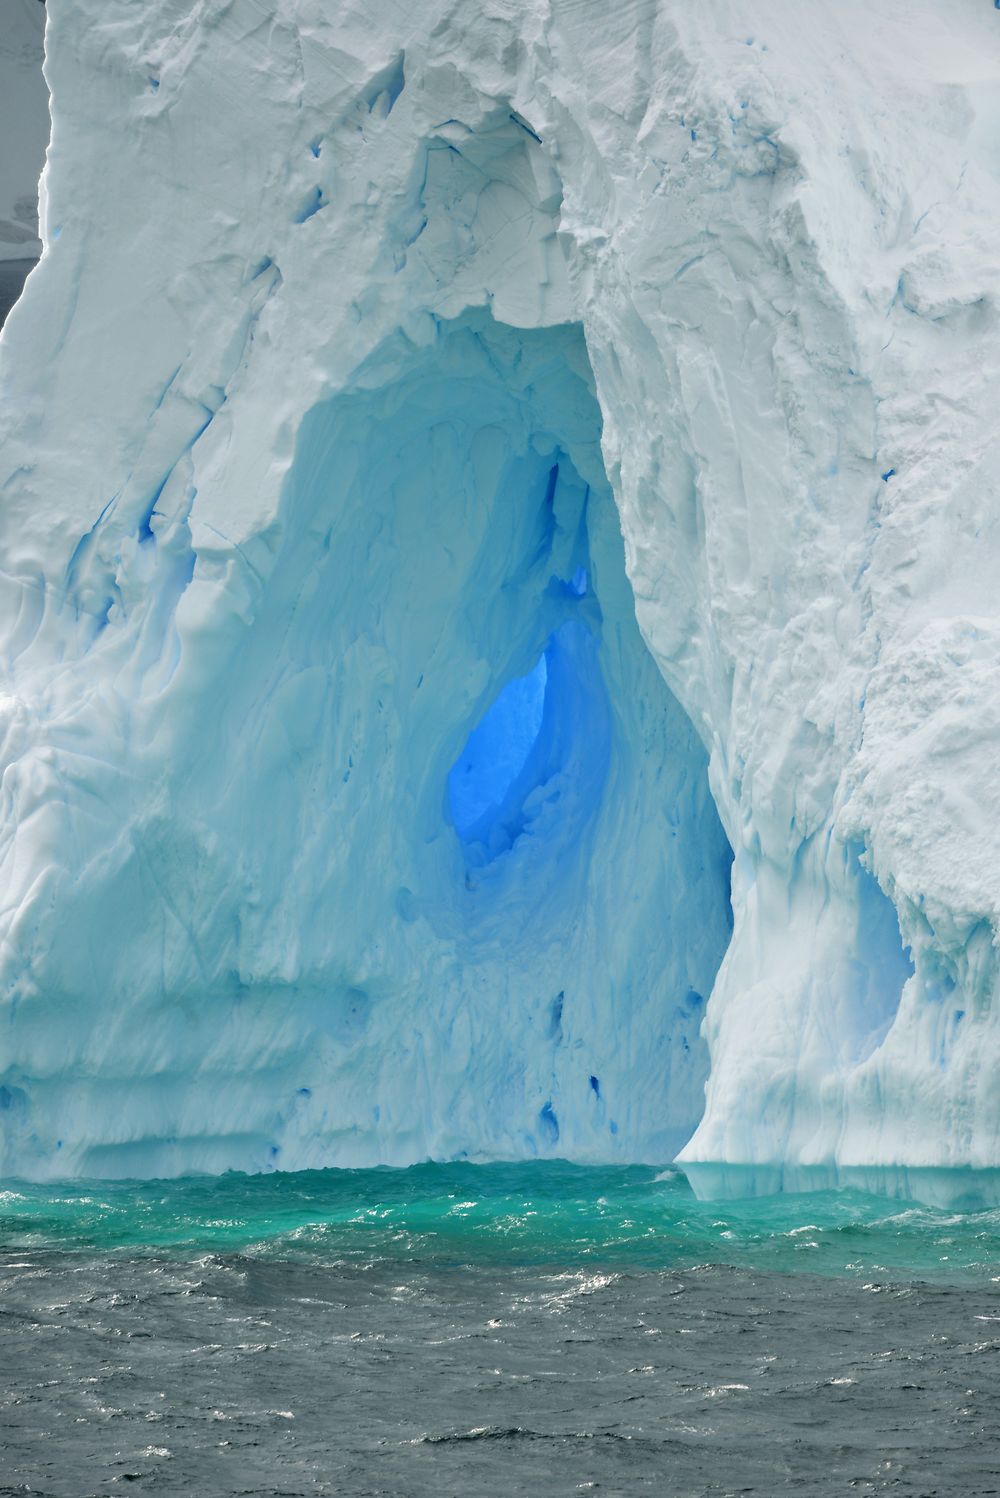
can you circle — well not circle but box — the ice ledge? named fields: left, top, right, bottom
left=680, top=1163, right=1000, bottom=1213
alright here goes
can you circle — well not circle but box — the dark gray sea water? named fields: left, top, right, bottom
left=0, top=259, right=35, bottom=328
left=3, top=1163, right=1000, bottom=1496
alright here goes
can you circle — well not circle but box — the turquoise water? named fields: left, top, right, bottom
left=4, top=1160, right=1000, bottom=1282
left=5, top=1164, right=1000, bottom=1494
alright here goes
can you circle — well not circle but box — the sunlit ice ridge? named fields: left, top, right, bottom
left=1, top=0, right=1000, bottom=1205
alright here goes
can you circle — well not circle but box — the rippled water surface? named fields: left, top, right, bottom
left=3, top=1163, right=1000, bottom=1495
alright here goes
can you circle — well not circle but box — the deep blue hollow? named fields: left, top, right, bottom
left=447, top=619, right=611, bottom=865
left=448, top=653, right=548, bottom=839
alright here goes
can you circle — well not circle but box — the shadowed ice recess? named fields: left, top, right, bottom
left=447, top=618, right=610, bottom=866
left=449, top=652, right=550, bottom=845
left=0, top=311, right=738, bottom=1179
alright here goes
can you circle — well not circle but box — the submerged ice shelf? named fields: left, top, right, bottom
left=0, top=0, right=999, bottom=1197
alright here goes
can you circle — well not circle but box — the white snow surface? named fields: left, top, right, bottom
left=1, top=0, right=999, bottom=1189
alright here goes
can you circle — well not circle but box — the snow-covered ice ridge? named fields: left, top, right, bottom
left=0, top=0, right=998, bottom=1196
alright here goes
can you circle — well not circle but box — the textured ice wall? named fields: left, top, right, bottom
left=1, top=0, right=999, bottom=1187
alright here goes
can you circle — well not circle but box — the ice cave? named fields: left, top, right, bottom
left=0, top=302, right=737, bottom=1178
left=1, top=0, right=999, bottom=1203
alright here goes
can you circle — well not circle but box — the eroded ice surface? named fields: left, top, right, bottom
left=0, top=0, right=999, bottom=1193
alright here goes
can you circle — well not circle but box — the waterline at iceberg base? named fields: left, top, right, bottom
left=1, top=0, right=1000, bottom=1200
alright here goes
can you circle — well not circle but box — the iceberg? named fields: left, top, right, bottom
left=0, top=0, right=999, bottom=1194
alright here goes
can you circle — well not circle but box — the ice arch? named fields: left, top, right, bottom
left=0, top=309, right=734, bottom=1178
left=213, top=309, right=735, bottom=1171
left=2, top=0, right=1000, bottom=1200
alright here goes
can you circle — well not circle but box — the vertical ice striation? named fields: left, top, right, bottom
left=0, top=0, right=999, bottom=1194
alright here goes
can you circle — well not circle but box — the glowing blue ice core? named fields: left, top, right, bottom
left=447, top=620, right=613, bottom=866
left=448, top=654, right=548, bottom=839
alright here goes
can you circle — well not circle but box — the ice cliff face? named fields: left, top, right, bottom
left=1, top=0, right=999, bottom=1192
